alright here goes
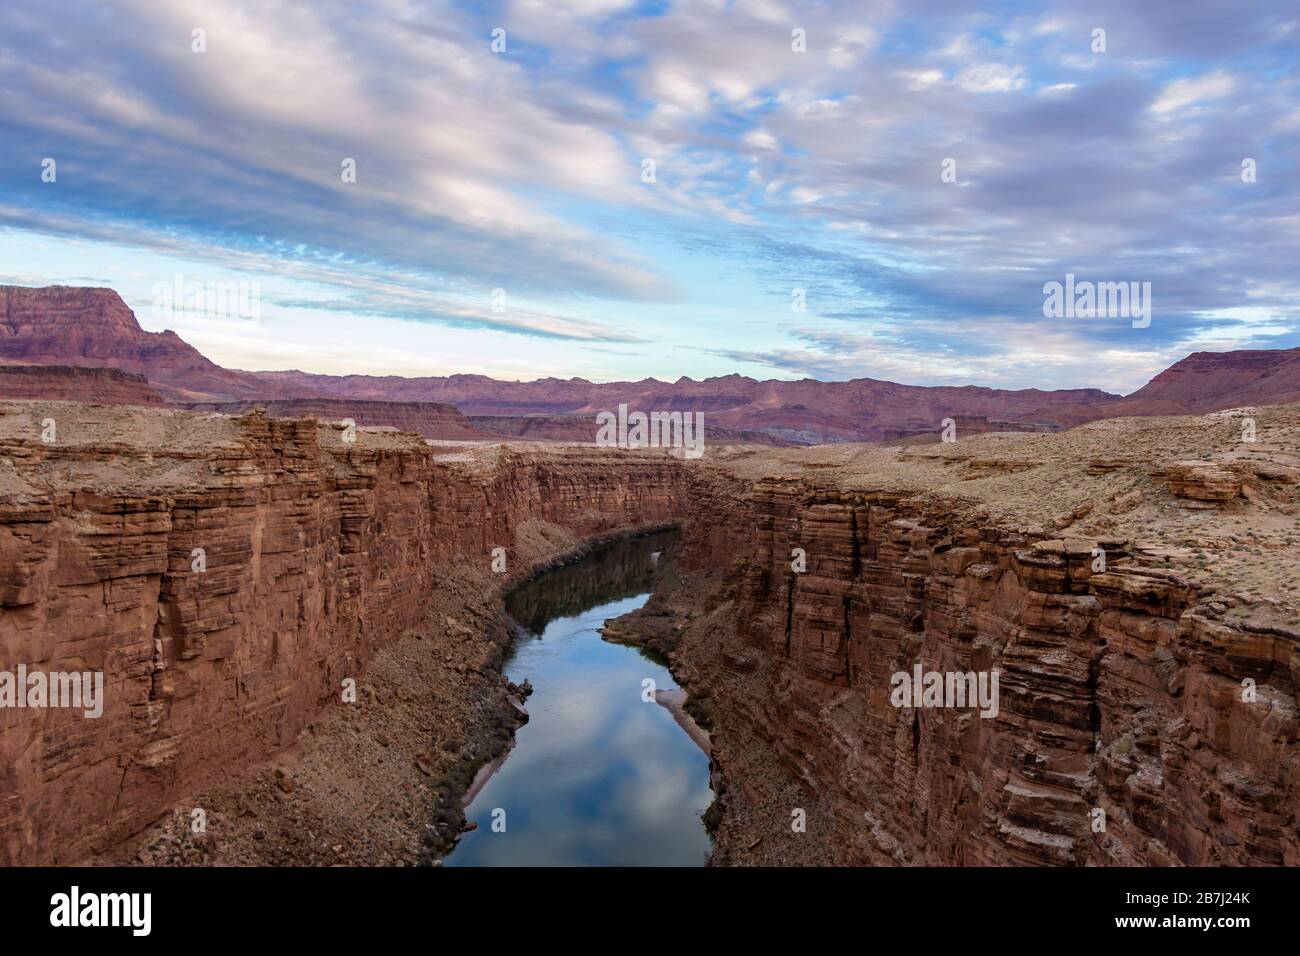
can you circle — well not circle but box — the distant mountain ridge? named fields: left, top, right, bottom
left=0, top=285, right=276, bottom=402
left=2, top=284, right=1296, bottom=443
left=1005, top=348, right=1300, bottom=429
left=1124, top=348, right=1300, bottom=412
left=248, top=367, right=1120, bottom=443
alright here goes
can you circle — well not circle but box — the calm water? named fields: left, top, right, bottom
left=446, top=531, right=713, bottom=867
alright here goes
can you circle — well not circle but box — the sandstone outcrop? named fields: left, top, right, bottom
left=0, top=364, right=164, bottom=405
left=180, top=398, right=493, bottom=441
left=0, top=400, right=687, bottom=865
left=635, top=406, right=1300, bottom=866
left=0, top=285, right=268, bottom=402
left=1166, top=460, right=1243, bottom=502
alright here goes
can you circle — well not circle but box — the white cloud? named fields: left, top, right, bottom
left=898, top=69, right=944, bottom=90
left=1151, top=70, right=1235, bottom=114
left=956, top=63, right=1028, bottom=93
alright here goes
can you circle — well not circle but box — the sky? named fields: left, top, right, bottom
left=0, top=0, right=1297, bottom=393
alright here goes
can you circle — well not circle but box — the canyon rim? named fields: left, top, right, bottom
left=0, top=0, right=1297, bottom=942
left=2, top=388, right=1296, bottom=871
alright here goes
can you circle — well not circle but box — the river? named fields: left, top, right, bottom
left=445, top=530, right=713, bottom=866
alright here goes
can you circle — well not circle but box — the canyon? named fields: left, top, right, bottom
left=0, top=396, right=1296, bottom=866
left=1, top=284, right=1298, bottom=867
left=634, top=407, right=1300, bottom=866
left=0, top=400, right=686, bottom=864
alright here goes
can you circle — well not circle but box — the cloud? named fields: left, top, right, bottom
left=1151, top=69, right=1236, bottom=113
left=0, top=0, right=1297, bottom=390
left=0, top=0, right=678, bottom=305
left=956, top=63, right=1028, bottom=93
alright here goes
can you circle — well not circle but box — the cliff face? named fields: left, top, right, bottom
left=1121, top=348, right=1300, bottom=413
left=0, top=401, right=687, bottom=865
left=0, top=285, right=264, bottom=402
left=0, top=404, right=437, bottom=864
left=181, top=398, right=493, bottom=441
left=0, top=365, right=165, bottom=405
left=655, top=409, right=1300, bottom=866
left=428, top=445, right=687, bottom=558
left=468, top=414, right=798, bottom=446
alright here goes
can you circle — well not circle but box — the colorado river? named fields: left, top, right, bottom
left=445, top=530, right=713, bottom=866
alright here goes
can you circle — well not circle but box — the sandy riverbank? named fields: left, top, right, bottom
left=654, top=688, right=712, bottom=755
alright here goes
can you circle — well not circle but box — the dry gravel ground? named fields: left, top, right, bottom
left=708, top=405, right=1300, bottom=620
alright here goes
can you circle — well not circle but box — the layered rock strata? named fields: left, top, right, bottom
left=179, top=398, right=492, bottom=441
left=2, top=397, right=1295, bottom=868
left=0, top=365, right=165, bottom=405
left=0, top=401, right=686, bottom=864
left=638, top=407, right=1300, bottom=866
left=0, top=285, right=265, bottom=402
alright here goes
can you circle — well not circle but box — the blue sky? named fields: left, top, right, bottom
left=1, top=0, right=1297, bottom=392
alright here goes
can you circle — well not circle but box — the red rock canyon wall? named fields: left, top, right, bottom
left=670, top=470, right=1299, bottom=865
left=0, top=404, right=686, bottom=864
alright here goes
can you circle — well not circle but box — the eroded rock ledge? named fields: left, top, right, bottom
left=640, top=406, right=1299, bottom=866
left=3, top=400, right=1296, bottom=867
left=0, top=401, right=687, bottom=864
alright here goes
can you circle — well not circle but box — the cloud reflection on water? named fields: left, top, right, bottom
left=448, top=533, right=711, bottom=867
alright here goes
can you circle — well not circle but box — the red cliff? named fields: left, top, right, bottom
left=0, top=365, right=164, bottom=405
left=0, top=400, right=687, bottom=864
left=180, top=398, right=493, bottom=441
left=0, top=286, right=270, bottom=402
left=626, top=407, right=1300, bottom=866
